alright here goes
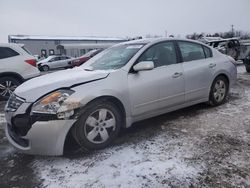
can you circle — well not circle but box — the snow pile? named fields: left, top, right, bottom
left=33, top=134, right=202, bottom=188
left=237, top=64, right=246, bottom=74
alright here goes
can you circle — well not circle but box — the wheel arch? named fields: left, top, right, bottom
left=63, top=95, right=127, bottom=154
left=213, top=73, right=230, bottom=86
left=0, top=72, right=24, bottom=82
left=42, top=64, right=50, bottom=68
left=83, top=95, right=127, bottom=128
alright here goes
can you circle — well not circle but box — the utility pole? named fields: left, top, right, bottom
left=231, top=24, right=235, bottom=36
left=165, top=30, right=168, bottom=37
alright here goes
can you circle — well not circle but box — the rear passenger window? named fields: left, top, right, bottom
left=178, top=41, right=205, bottom=62
left=0, top=47, right=19, bottom=59
left=203, top=46, right=212, bottom=58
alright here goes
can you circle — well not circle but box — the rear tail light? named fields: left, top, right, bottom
left=25, top=59, right=37, bottom=67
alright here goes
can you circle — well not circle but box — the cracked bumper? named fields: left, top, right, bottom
left=5, top=103, right=76, bottom=156
left=5, top=119, right=76, bottom=156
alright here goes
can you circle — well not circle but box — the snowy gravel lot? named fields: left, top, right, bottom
left=0, top=65, right=249, bottom=188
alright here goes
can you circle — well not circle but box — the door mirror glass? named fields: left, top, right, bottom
left=133, top=61, right=154, bottom=72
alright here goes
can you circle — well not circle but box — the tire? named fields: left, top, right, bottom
left=38, top=65, right=43, bottom=71
left=209, top=76, right=229, bottom=106
left=0, top=76, right=21, bottom=100
left=71, top=100, right=122, bottom=151
left=42, top=65, right=49, bottom=71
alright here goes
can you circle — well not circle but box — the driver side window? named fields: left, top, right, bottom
left=137, top=42, right=177, bottom=68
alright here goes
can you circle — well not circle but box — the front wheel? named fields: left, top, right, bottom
left=71, top=100, right=122, bottom=151
left=209, top=76, right=229, bottom=106
left=42, top=65, right=49, bottom=72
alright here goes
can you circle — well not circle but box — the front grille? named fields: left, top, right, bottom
left=6, top=94, right=25, bottom=112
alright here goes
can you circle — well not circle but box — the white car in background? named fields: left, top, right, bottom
left=0, top=43, right=40, bottom=100
left=37, top=55, right=73, bottom=71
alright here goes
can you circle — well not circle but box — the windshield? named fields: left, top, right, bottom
left=82, top=44, right=144, bottom=70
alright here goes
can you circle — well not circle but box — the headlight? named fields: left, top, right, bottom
left=32, top=89, right=74, bottom=115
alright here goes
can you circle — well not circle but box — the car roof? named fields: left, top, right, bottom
left=117, top=37, right=207, bottom=46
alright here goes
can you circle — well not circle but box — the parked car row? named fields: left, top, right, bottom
left=0, top=43, right=103, bottom=100
left=71, top=49, right=103, bottom=67
left=4, top=38, right=237, bottom=156
left=37, top=49, right=103, bottom=71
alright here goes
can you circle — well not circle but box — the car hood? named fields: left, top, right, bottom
left=15, top=68, right=110, bottom=102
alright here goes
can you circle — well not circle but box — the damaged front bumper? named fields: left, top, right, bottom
left=5, top=101, right=77, bottom=156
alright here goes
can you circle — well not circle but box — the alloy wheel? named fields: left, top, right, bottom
left=213, top=80, right=226, bottom=103
left=0, top=80, right=18, bottom=97
left=84, top=108, right=116, bottom=144
left=42, top=66, right=49, bottom=71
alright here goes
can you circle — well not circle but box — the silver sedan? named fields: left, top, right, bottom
left=5, top=38, right=237, bottom=155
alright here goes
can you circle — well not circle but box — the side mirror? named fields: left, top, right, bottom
left=133, top=61, right=154, bottom=72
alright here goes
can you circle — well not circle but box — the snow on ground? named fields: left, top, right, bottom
left=33, top=134, right=202, bottom=188
left=32, top=66, right=250, bottom=188
left=237, top=64, right=246, bottom=73
left=0, top=65, right=249, bottom=187
left=0, top=113, right=6, bottom=126
left=0, top=101, right=6, bottom=127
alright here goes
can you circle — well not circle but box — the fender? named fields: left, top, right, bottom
left=0, top=72, right=24, bottom=82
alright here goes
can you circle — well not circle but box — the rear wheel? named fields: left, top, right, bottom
left=0, top=76, right=21, bottom=100
left=209, top=76, right=229, bottom=106
left=71, top=100, right=122, bottom=151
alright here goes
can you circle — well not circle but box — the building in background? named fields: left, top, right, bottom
left=8, top=35, right=126, bottom=58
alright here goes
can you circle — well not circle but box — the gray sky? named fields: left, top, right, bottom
left=0, top=0, right=249, bottom=42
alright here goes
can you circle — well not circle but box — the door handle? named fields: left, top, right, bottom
left=172, top=72, right=183, bottom=78
left=209, top=63, right=216, bottom=68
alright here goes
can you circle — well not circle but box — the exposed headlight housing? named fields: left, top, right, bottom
left=32, top=89, right=75, bottom=115
left=5, top=94, right=25, bottom=112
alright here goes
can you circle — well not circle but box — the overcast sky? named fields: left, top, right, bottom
left=0, top=0, right=249, bottom=42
